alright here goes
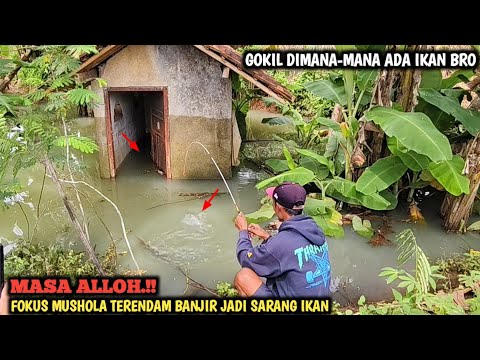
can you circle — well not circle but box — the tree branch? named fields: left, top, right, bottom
left=55, top=178, right=140, bottom=271
left=62, top=118, right=90, bottom=239
left=43, top=155, right=106, bottom=275
left=0, top=50, right=33, bottom=92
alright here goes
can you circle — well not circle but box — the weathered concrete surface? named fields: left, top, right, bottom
left=246, top=110, right=296, bottom=141
left=110, top=92, right=146, bottom=168
left=90, top=45, right=232, bottom=179
left=170, top=116, right=232, bottom=179
left=94, top=117, right=111, bottom=178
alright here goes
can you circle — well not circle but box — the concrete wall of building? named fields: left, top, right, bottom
left=108, top=92, right=145, bottom=168
left=91, top=45, right=232, bottom=179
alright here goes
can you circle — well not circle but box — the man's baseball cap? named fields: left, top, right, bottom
left=265, top=182, right=307, bottom=210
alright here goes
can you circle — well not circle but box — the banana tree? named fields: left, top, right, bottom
left=413, top=57, right=480, bottom=230
left=303, top=45, right=381, bottom=181
left=250, top=45, right=477, bottom=236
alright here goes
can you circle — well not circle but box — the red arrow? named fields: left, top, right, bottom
left=121, top=132, right=139, bottom=152
left=202, top=188, right=219, bottom=211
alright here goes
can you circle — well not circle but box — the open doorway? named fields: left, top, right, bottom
left=104, top=87, right=171, bottom=178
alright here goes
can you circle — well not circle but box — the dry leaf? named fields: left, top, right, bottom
left=409, top=203, right=426, bottom=224
left=351, top=147, right=366, bottom=167
left=452, top=289, right=469, bottom=310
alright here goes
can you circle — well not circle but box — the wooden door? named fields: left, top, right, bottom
left=151, top=106, right=166, bottom=174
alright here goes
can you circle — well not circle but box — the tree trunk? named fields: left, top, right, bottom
left=441, top=137, right=480, bottom=232
left=43, top=155, right=106, bottom=275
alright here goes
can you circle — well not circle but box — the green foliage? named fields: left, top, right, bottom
left=357, top=69, right=378, bottom=92
left=419, top=69, right=442, bottom=90
left=255, top=167, right=315, bottom=189
left=427, top=156, right=470, bottom=196
left=394, top=229, right=436, bottom=294
left=387, top=137, right=430, bottom=171
left=64, top=45, right=98, bottom=58
left=305, top=80, right=347, bottom=106
left=0, top=45, right=102, bottom=191
left=232, top=71, right=262, bottom=140
left=315, top=116, right=341, bottom=131
left=260, top=97, right=328, bottom=150
left=0, top=58, right=17, bottom=77
left=264, top=159, right=290, bottom=174
left=303, top=197, right=344, bottom=238
left=4, top=240, right=116, bottom=280
left=67, top=88, right=101, bottom=107
left=53, top=135, right=99, bottom=154
left=355, top=156, right=408, bottom=195
left=324, top=178, right=397, bottom=211
left=415, top=99, right=455, bottom=132
left=245, top=203, right=275, bottom=224
left=245, top=194, right=344, bottom=238
left=49, top=75, right=74, bottom=90
left=467, top=221, right=480, bottom=231
left=440, top=69, right=474, bottom=89
left=26, top=89, right=47, bottom=103
left=44, top=92, right=69, bottom=112
left=268, top=70, right=334, bottom=118
left=295, top=148, right=333, bottom=171
left=419, top=88, right=480, bottom=136
left=437, top=252, right=480, bottom=280
left=458, top=270, right=480, bottom=290
left=365, top=106, right=453, bottom=162
left=247, top=46, right=478, bottom=242
left=340, top=233, right=480, bottom=315
left=351, top=215, right=373, bottom=239
left=299, top=158, right=329, bottom=180
left=0, top=180, right=22, bottom=210
left=283, top=145, right=296, bottom=170
left=216, top=282, right=238, bottom=297
left=324, top=132, right=345, bottom=176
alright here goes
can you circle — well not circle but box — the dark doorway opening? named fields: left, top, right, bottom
left=104, top=87, right=170, bottom=178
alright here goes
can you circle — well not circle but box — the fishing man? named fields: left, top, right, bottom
left=234, top=182, right=331, bottom=298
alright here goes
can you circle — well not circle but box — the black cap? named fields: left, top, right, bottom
left=266, top=182, right=307, bottom=210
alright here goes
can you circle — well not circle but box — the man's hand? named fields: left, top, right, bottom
left=248, top=224, right=271, bottom=241
left=0, top=284, right=9, bottom=315
left=235, top=212, right=248, bottom=232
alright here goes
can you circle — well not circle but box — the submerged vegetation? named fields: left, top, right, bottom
left=245, top=45, right=480, bottom=239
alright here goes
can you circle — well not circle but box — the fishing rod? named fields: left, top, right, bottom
left=185, top=142, right=241, bottom=213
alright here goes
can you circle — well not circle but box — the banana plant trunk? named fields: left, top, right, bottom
left=441, top=137, right=480, bottom=232
left=352, top=45, right=427, bottom=181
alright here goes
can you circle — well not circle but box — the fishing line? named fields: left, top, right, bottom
left=184, top=141, right=240, bottom=213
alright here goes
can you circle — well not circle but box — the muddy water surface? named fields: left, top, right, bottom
left=1, top=117, right=480, bottom=304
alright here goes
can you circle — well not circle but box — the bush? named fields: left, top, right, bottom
left=216, top=282, right=238, bottom=297
left=268, top=70, right=335, bottom=118
left=4, top=240, right=117, bottom=281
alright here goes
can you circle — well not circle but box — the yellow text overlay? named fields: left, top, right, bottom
left=9, top=298, right=331, bottom=314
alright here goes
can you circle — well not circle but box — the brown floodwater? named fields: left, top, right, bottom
left=1, top=117, right=479, bottom=305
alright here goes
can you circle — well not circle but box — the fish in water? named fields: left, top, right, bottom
left=182, top=213, right=202, bottom=226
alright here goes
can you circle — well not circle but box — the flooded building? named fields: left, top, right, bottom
left=76, top=45, right=293, bottom=179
